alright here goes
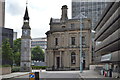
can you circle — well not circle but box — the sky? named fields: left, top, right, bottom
left=5, top=0, right=71, bottom=38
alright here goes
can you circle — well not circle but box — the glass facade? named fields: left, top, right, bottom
left=72, top=0, right=108, bottom=29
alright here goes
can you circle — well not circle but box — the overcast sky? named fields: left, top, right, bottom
left=5, top=0, right=71, bottom=38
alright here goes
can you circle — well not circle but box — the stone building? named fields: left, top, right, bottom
left=46, top=5, right=92, bottom=70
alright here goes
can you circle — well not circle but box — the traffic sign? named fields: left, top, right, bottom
left=29, top=73, right=35, bottom=80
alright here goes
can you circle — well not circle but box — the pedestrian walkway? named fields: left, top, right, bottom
left=79, top=70, right=104, bottom=78
left=0, top=70, right=108, bottom=79
left=1, top=72, right=29, bottom=79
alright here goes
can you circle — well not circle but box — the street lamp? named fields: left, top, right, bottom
left=79, top=13, right=87, bottom=73
left=74, top=13, right=88, bottom=73
left=80, top=17, right=83, bottom=73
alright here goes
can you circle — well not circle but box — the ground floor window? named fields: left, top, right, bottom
left=71, top=52, right=76, bottom=65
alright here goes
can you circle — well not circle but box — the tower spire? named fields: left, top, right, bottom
left=24, top=1, right=29, bottom=21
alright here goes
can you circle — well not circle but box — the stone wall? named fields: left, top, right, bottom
left=0, top=67, right=11, bottom=75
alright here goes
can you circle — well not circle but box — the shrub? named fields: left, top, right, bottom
left=12, top=67, right=20, bottom=72
left=32, top=66, right=47, bottom=69
left=1, top=65, right=11, bottom=67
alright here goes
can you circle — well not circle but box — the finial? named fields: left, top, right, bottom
left=26, top=0, right=28, bottom=6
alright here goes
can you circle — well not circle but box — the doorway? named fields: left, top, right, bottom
left=56, top=57, right=60, bottom=68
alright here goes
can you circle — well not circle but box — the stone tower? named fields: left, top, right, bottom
left=20, top=6, right=31, bottom=72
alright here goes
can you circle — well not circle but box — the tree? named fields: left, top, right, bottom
left=2, top=39, right=13, bottom=66
left=32, top=46, right=44, bottom=61
left=13, top=38, right=21, bottom=66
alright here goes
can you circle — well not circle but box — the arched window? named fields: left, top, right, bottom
left=71, top=52, right=76, bottom=64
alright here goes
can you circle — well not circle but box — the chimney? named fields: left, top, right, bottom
left=60, top=5, right=68, bottom=22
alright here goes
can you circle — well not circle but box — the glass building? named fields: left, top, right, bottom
left=72, top=0, right=108, bottom=29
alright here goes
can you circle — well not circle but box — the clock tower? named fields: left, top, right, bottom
left=20, top=6, right=31, bottom=72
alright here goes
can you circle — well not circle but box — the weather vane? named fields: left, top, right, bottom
left=26, top=0, right=28, bottom=6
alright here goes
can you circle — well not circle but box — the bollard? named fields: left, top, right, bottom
left=29, top=72, right=35, bottom=80
left=35, top=72, right=39, bottom=80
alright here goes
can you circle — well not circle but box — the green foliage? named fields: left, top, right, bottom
left=13, top=38, right=21, bottom=66
left=31, top=46, right=44, bottom=61
left=32, top=66, right=47, bottom=69
left=2, top=39, right=13, bottom=65
left=11, top=66, right=20, bottom=72
left=13, top=38, right=21, bottom=52
left=0, top=65, right=11, bottom=67
left=13, top=52, right=20, bottom=66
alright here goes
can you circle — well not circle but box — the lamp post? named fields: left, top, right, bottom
left=77, top=13, right=87, bottom=73
left=80, top=18, right=83, bottom=73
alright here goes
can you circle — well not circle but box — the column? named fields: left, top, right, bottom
left=60, top=51, right=62, bottom=68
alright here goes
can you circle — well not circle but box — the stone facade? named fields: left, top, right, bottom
left=46, top=5, right=92, bottom=70
left=20, top=7, right=31, bottom=72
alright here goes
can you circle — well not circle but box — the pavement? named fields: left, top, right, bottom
left=1, top=69, right=106, bottom=80
left=1, top=72, right=29, bottom=80
left=79, top=70, right=104, bottom=78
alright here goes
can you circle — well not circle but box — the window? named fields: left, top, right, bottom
left=71, top=23, right=75, bottom=29
left=71, top=52, right=76, bottom=64
left=55, top=38, right=58, bottom=46
left=82, top=36, right=85, bottom=45
left=71, top=37, right=75, bottom=45
left=62, top=26, right=65, bottom=28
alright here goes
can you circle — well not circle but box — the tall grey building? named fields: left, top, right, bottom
left=0, top=0, right=5, bottom=27
left=72, top=0, right=107, bottom=29
left=0, top=0, right=13, bottom=48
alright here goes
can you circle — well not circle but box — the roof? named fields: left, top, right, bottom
left=24, top=7, right=29, bottom=20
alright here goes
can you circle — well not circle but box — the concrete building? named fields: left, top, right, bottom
left=13, top=32, right=17, bottom=40
left=31, top=37, right=47, bottom=50
left=94, top=2, right=120, bottom=77
left=0, top=28, right=13, bottom=47
left=0, top=0, right=5, bottom=27
left=72, top=0, right=107, bottom=29
left=0, top=0, right=13, bottom=48
left=46, top=5, right=92, bottom=70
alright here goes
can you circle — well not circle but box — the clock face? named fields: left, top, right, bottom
left=23, top=30, right=28, bottom=35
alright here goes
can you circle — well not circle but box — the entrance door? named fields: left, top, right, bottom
left=83, top=60, right=85, bottom=70
left=56, top=57, right=60, bottom=68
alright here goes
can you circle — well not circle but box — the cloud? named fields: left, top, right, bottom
left=6, top=0, right=25, bottom=16
left=5, top=0, right=71, bottom=38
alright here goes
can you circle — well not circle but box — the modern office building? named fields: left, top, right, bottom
left=46, top=5, right=92, bottom=70
left=72, top=0, right=107, bottom=29
left=94, top=2, right=120, bottom=77
left=31, top=37, right=47, bottom=50
left=0, top=27, right=13, bottom=48
left=0, top=0, right=5, bottom=27
left=0, top=0, right=13, bottom=48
